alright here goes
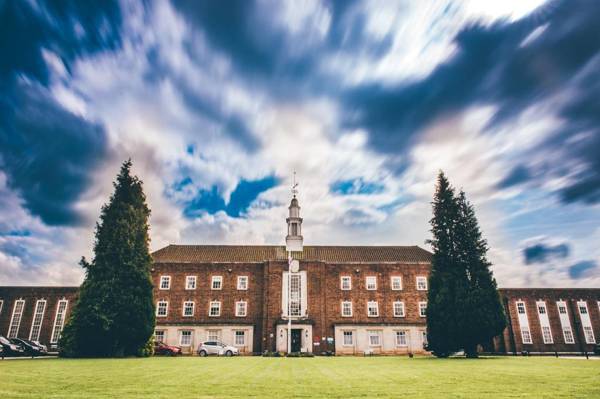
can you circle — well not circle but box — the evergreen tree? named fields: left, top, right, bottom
left=426, top=172, right=506, bottom=358
left=60, top=160, right=155, bottom=357
left=453, top=190, right=506, bottom=358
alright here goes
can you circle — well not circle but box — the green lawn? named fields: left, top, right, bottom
left=1, top=356, right=599, bottom=398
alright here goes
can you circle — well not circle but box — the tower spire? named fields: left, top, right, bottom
left=285, top=172, right=303, bottom=252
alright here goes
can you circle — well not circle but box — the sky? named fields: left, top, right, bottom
left=1, top=0, right=599, bottom=288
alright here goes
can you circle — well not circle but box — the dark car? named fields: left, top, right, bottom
left=10, top=338, right=47, bottom=357
left=0, top=335, right=25, bottom=357
left=154, top=341, right=181, bottom=356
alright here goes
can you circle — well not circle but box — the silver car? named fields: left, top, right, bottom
left=197, top=341, right=239, bottom=357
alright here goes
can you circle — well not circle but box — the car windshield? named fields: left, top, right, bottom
left=0, top=336, right=11, bottom=344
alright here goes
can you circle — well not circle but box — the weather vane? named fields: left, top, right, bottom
left=292, top=170, right=299, bottom=198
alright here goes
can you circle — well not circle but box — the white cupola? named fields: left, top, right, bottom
left=285, top=174, right=303, bottom=252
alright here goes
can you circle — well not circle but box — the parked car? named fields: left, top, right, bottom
left=10, top=338, right=47, bottom=356
left=32, top=341, right=48, bottom=353
left=197, top=341, right=239, bottom=357
left=154, top=341, right=181, bottom=356
left=0, top=335, right=25, bottom=357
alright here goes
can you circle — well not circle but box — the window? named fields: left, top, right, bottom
left=50, top=300, right=68, bottom=344
left=416, top=276, right=428, bottom=291
left=156, top=300, right=168, bottom=317
left=366, top=276, right=377, bottom=290
left=391, top=276, right=402, bottom=291
left=341, top=301, right=353, bottom=317
left=517, top=302, right=526, bottom=314
left=211, top=276, right=223, bottom=290
left=563, top=327, right=575, bottom=344
left=395, top=331, right=408, bottom=347
left=291, top=222, right=298, bottom=236
left=237, top=276, right=248, bottom=290
left=537, top=303, right=546, bottom=314
left=558, top=303, right=567, bottom=314
left=367, top=301, right=379, bottom=317
left=419, top=302, right=427, bottom=318
left=209, top=301, right=221, bottom=317
left=583, top=326, right=596, bottom=344
left=343, top=331, right=353, bottom=346
left=207, top=330, right=220, bottom=342
left=368, top=330, right=381, bottom=346
left=340, top=276, right=352, bottom=290
left=8, top=299, right=25, bottom=338
left=393, top=301, right=405, bottom=317
left=183, top=301, right=195, bottom=317
left=29, top=299, right=47, bottom=341
left=159, top=275, right=171, bottom=290
left=154, top=330, right=166, bottom=343
left=579, top=304, right=588, bottom=314
left=236, top=301, right=247, bottom=317
left=541, top=326, right=553, bottom=344
left=179, top=330, right=192, bottom=346
left=289, top=274, right=301, bottom=316
left=234, top=330, right=246, bottom=346
left=185, top=276, right=197, bottom=290
left=521, top=328, right=532, bottom=344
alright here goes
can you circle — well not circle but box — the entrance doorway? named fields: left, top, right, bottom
left=291, top=329, right=302, bottom=353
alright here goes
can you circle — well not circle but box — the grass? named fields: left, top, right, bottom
left=1, top=356, right=599, bottom=398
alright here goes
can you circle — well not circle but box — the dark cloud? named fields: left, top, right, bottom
left=182, top=175, right=279, bottom=218
left=522, top=241, right=569, bottom=264
left=0, top=1, right=119, bottom=225
left=568, top=260, right=598, bottom=279
left=342, top=0, right=600, bottom=204
left=0, top=81, right=108, bottom=225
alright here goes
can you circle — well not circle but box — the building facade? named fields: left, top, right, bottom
left=1, top=196, right=599, bottom=355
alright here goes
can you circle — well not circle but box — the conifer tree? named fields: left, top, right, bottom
left=60, top=160, right=155, bottom=357
left=426, top=171, right=506, bottom=358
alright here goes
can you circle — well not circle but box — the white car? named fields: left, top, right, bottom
left=197, top=341, right=239, bottom=357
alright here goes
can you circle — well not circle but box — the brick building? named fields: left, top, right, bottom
left=1, top=195, right=599, bottom=355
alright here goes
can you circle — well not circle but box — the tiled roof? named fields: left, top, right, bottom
left=151, top=245, right=432, bottom=264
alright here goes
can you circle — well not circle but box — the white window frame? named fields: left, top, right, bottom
left=29, top=299, right=47, bottom=341
left=516, top=300, right=532, bottom=344
left=366, top=276, right=377, bottom=290
left=159, top=275, right=171, bottom=290
left=50, top=299, right=68, bottom=344
left=391, top=276, right=403, bottom=291
left=416, top=276, right=428, bottom=291
left=342, top=330, right=354, bottom=346
left=185, top=276, right=197, bottom=290
left=577, top=301, right=595, bottom=344
left=237, top=276, right=249, bottom=290
left=8, top=299, right=25, bottom=338
left=207, top=329, right=221, bottom=342
left=209, top=301, right=221, bottom=317
left=156, top=300, right=168, bottom=317
left=536, top=301, right=553, bottom=344
left=182, top=301, right=195, bottom=317
left=234, top=330, right=246, bottom=346
left=367, top=301, right=379, bottom=317
left=340, top=276, right=352, bottom=290
left=367, top=330, right=381, bottom=347
left=341, top=301, right=353, bottom=317
left=211, top=276, right=223, bottom=290
left=419, top=301, right=427, bottom=318
left=154, top=330, right=166, bottom=343
left=179, top=330, right=193, bottom=346
left=393, top=301, right=405, bottom=317
left=235, top=301, right=247, bottom=317
left=395, top=330, right=408, bottom=347
left=556, top=301, right=575, bottom=344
